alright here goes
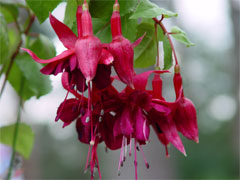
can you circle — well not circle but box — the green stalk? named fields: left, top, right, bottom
left=6, top=78, right=24, bottom=180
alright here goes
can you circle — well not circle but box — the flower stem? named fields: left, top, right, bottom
left=154, top=22, right=160, bottom=69
left=153, top=17, right=179, bottom=65
left=7, top=78, right=24, bottom=180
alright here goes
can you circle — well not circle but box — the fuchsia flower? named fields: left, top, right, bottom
left=108, top=1, right=145, bottom=88
left=22, top=0, right=198, bottom=179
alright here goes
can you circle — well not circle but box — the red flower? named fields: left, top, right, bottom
left=108, top=1, right=145, bottom=88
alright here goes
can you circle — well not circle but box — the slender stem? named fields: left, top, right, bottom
left=153, top=17, right=179, bottom=65
left=0, top=14, right=35, bottom=98
left=7, top=78, right=24, bottom=180
left=96, top=21, right=110, bottom=36
left=154, top=22, right=160, bottom=69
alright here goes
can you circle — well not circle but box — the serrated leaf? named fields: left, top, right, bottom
left=130, top=0, right=177, bottom=19
left=27, top=34, right=56, bottom=59
left=171, top=26, right=195, bottom=47
left=0, top=15, right=9, bottom=65
left=134, top=21, right=164, bottom=68
left=163, top=35, right=172, bottom=70
left=26, top=0, right=61, bottom=23
left=0, top=123, right=34, bottom=159
left=64, top=0, right=77, bottom=29
left=0, top=2, right=18, bottom=23
left=89, top=0, right=138, bottom=18
left=8, top=54, right=52, bottom=100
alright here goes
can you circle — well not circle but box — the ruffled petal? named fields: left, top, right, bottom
left=49, top=13, right=77, bottom=49
left=76, top=118, right=91, bottom=144
left=22, top=48, right=75, bottom=64
left=92, top=64, right=112, bottom=90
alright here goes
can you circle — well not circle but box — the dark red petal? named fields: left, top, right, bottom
left=54, top=61, right=65, bottom=75
left=22, top=48, right=75, bottom=64
left=71, top=69, right=87, bottom=92
left=49, top=13, right=77, bottom=49
left=120, top=107, right=134, bottom=136
left=174, top=97, right=199, bottom=143
left=92, top=65, right=111, bottom=90
left=40, top=62, right=58, bottom=75
left=56, top=98, right=80, bottom=126
left=132, top=32, right=146, bottom=48
left=76, top=118, right=91, bottom=144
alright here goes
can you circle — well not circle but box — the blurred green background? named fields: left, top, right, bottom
left=0, top=0, right=239, bottom=179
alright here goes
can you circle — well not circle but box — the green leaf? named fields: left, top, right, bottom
left=163, top=35, right=172, bottom=70
left=121, top=13, right=138, bottom=42
left=27, top=34, right=56, bottom=59
left=130, top=0, right=177, bottom=19
left=0, top=15, right=9, bottom=65
left=89, top=0, right=138, bottom=18
left=134, top=21, right=164, bottom=68
left=171, top=26, right=195, bottom=47
left=0, top=123, right=34, bottom=159
left=26, top=0, right=62, bottom=23
left=0, top=2, right=18, bottom=23
left=64, top=0, right=77, bottom=29
left=8, top=54, right=52, bottom=100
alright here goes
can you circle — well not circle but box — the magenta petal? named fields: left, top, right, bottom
left=22, top=48, right=75, bottom=64
left=151, top=102, right=171, bottom=116
left=54, top=61, right=65, bottom=75
left=174, top=97, right=199, bottom=143
left=120, top=107, right=134, bottom=136
left=132, top=32, right=146, bottom=48
left=40, top=62, right=58, bottom=75
left=133, top=70, right=169, bottom=90
left=49, top=13, right=77, bottom=49
left=71, top=69, right=87, bottom=92
left=75, top=36, right=102, bottom=81
left=99, top=49, right=113, bottom=65
left=134, top=108, right=150, bottom=142
left=70, top=55, right=77, bottom=71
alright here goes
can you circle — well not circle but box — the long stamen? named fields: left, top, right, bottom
left=95, top=153, right=102, bottom=180
left=117, top=137, right=124, bottom=176
left=129, top=135, right=132, bottom=157
left=134, top=139, right=138, bottom=180
left=88, top=81, right=94, bottom=146
left=124, top=137, right=127, bottom=161
left=143, top=119, right=147, bottom=141
left=84, top=145, right=91, bottom=173
left=165, top=145, right=170, bottom=158
left=139, top=145, right=150, bottom=169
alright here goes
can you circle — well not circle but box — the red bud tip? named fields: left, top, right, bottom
left=195, top=137, right=199, bottom=144
left=174, top=64, right=180, bottom=74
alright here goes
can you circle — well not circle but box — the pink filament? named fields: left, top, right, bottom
left=134, top=139, right=138, bottom=180
left=139, top=145, right=149, bottom=169
left=95, top=153, right=102, bottom=180
left=87, top=81, right=94, bottom=143
left=118, top=137, right=124, bottom=175
left=84, top=145, right=91, bottom=173
left=129, top=135, right=132, bottom=156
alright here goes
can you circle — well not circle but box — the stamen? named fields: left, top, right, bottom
left=129, top=135, right=132, bottom=157
left=165, top=145, right=170, bottom=158
left=95, top=153, right=102, bottom=180
left=134, top=139, right=138, bottom=180
left=139, top=145, right=150, bottom=169
left=143, top=119, right=147, bottom=141
left=85, top=116, right=90, bottom=123
left=117, top=137, right=124, bottom=175
left=100, top=109, right=104, bottom=116
left=84, top=145, right=91, bottom=173
left=109, top=111, right=116, bottom=116
left=124, top=137, right=127, bottom=161
left=87, top=81, right=94, bottom=143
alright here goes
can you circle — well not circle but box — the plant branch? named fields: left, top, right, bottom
left=153, top=17, right=179, bottom=65
left=6, top=78, right=24, bottom=180
left=96, top=21, right=110, bottom=36
left=0, top=14, right=35, bottom=98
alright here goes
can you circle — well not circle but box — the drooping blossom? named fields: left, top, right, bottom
left=108, top=0, right=145, bottom=88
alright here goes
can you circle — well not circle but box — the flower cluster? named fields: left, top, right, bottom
left=22, top=0, right=198, bottom=179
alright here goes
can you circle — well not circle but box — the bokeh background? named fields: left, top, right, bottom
left=0, top=0, right=239, bottom=179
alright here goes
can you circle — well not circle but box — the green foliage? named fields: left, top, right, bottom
left=8, top=54, right=52, bottom=100
left=0, top=16, right=9, bottom=65
left=163, top=35, right=173, bottom=70
left=171, top=26, right=195, bottom=47
left=64, top=0, right=78, bottom=29
left=134, top=21, right=164, bottom=68
left=26, top=0, right=62, bottom=23
left=89, top=0, right=138, bottom=18
left=130, top=0, right=177, bottom=19
left=0, top=2, right=18, bottom=23
left=0, top=123, right=34, bottom=159
left=27, top=34, right=56, bottom=59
